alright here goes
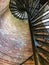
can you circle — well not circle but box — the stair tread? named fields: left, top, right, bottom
left=35, top=38, right=49, bottom=43
left=38, top=52, right=49, bottom=63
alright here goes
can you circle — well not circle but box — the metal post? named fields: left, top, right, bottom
left=28, top=13, right=40, bottom=65
left=25, top=0, right=41, bottom=65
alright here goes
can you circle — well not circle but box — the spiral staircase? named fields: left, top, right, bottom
left=0, top=0, right=49, bottom=65
left=9, top=0, right=49, bottom=65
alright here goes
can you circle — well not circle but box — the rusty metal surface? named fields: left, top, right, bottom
left=0, top=0, right=33, bottom=65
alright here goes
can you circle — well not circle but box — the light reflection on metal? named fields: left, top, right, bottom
left=32, top=1, right=49, bottom=65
